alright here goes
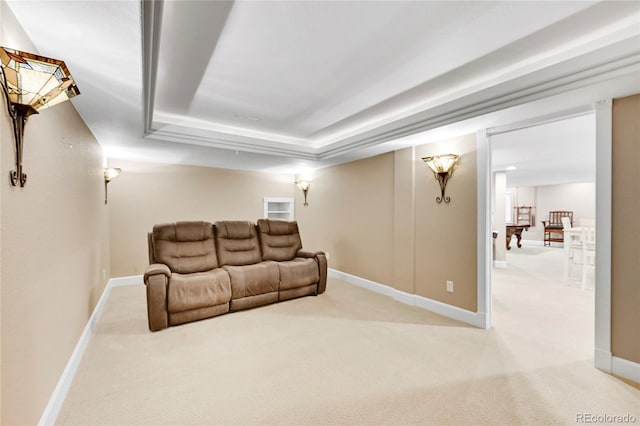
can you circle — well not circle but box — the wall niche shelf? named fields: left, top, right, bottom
left=263, top=197, right=295, bottom=220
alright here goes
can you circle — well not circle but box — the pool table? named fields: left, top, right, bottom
left=506, top=224, right=530, bottom=250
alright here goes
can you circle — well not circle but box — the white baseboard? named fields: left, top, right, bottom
left=594, top=348, right=639, bottom=384
left=328, top=268, right=485, bottom=328
left=493, top=260, right=507, bottom=268
left=612, top=356, right=640, bottom=384
left=110, top=274, right=143, bottom=286
left=38, top=276, right=140, bottom=426
left=594, top=348, right=612, bottom=373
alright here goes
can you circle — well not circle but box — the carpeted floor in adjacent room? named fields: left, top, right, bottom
left=56, top=246, right=639, bottom=425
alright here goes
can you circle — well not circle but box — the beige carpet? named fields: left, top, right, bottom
left=57, top=253, right=639, bottom=425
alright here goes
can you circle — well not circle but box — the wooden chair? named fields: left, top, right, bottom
left=542, top=211, right=573, bottom=246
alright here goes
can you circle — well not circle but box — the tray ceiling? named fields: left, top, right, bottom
left=6, top=0, right=640, bottom=174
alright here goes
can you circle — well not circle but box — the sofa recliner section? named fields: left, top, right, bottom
left=215, top=220, right=281, bottom=312
left=257, top=218, right=327, bottom=300
left=143, top=219, right=327, bottom=331
left=145, top=221, right=232, bottom=331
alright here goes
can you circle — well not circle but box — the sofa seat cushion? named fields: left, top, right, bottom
left=278, top=258, right=320, bottom=290
left=280, top=284, right=317, bottom=301
left=224, top=261, right=279, bottom=299
left=230, top=293, right=278, bottom=312
left=167, top=269, right=231, bottom=314
left=169, top=304, right=229, bottom=326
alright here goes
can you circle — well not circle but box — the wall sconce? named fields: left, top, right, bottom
left=104, top=167, right=121, bottom=205
left=296, top=179, right=311, bottom=206
left=0, top=47, right=80, bottom=187
left=422, top=153, right=459, bottom=204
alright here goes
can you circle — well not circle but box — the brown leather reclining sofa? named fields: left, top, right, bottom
left=143, top=219, right=327, bottom=331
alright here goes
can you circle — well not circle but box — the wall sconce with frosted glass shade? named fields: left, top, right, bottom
left=0, top=47, right=80, bottom=187
left=296, top=179, right=311, bottom=206
left=422, top=153, right=459, bottom=204
left=104, top=167, right=121, bottom=205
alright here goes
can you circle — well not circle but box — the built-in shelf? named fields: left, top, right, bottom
left=263, top=197, right=294, bottom=220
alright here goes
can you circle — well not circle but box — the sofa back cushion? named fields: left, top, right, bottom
left=152, top=221, right=218, bottom=273
left=257, top=219, right=302, bottom=261
left=214, top=221, right=262, bottom=266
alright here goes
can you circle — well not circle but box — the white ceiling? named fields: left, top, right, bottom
left=491, top=113, right=596, bottom=187
left=5, top=0, right=640, bottom=179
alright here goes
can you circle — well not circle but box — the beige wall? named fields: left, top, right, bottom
left=297, top=134, right=478, bottom=312
left=414, top=135, right=478, bottom=311
left=107, top=159, right=295, bottom=277
left=1, top=3, right=110, bottom=424
left=393, top=147, right=416, bottom=294
left=611, top=94, right=640, bottom=364
left=296, top=152, right=396, bottom=286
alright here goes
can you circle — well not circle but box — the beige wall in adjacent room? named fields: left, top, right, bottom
left=107, top=159, right=295, bottom=277
left=414, top=135, right=478, bottom=312
left=1, top=3, right=110, bottom=424
left=295, top=153, right=395, bottom=286
left=611, top=94, right=640, bottom=364
left=493, top=172, right=507, bottom=262
left=530, top=182, right=596, bottom=242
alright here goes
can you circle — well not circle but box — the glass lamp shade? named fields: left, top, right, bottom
left=104, top=168, right=122, bottom=182
left=296, top=180, right=311, bottom=191
left=422, top=154, right=459, bottom=174
left=0, top=46, right=80, bottom=114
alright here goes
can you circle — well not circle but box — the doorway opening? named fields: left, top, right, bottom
left=487, top=111, right=598, bottom=368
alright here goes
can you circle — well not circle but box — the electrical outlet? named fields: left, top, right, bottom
left=325, top=252, right=330, bottom=260
left=446, top=280, right=454, bottom=292
left=102, top=269, right=106, bottom=280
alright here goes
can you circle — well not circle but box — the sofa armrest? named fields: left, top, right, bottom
left=144, top=263, right=170, bottom=331
left=296, top=250, right=328, bottom=294
left=296, top=250, right=325, bottom=258
left=144, top=263, right=171, bottom=283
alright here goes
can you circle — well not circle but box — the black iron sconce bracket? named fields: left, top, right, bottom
left=434, top=171, right=453, bottom=204
left=1, top=68, right=37, bottom=187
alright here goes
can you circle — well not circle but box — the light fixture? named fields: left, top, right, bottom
left=422, top=153, right=460, bottom=204
left=0, top=47, right=80, bottom=187
left=104, top=167, right=121, bottom=205
left=296, top=179, right=311, bottom=206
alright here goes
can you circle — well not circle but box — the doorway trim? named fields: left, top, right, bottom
left=477, top=101, right=613, bottom=374
left=594, top=99, right=612, bottom=372
left=476, top=129, right=491, bottom=329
